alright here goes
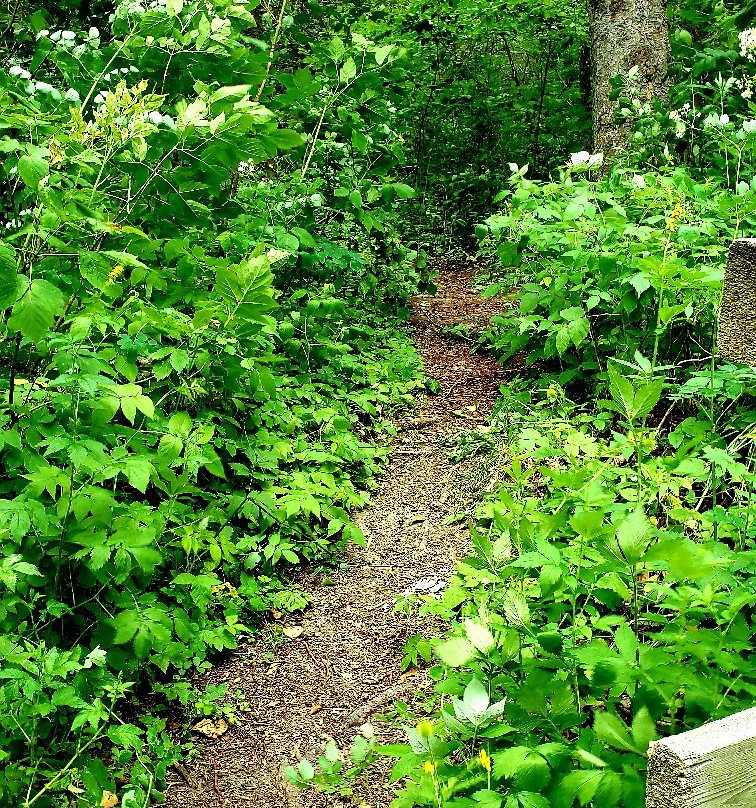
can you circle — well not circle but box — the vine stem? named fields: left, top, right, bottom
left=254, top=0, right=288, bottom=104
left=24, top=696, right=116, bottom=807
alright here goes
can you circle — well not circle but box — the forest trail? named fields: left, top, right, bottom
left=165, top=258, right=511, bottom=808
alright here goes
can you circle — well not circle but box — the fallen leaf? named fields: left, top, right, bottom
left=282, top=625, right=304, bottom=639
left=100, top=791, right=118, bottom=808
left=400, top=666, right=419, bottom=680
left=309, top=704, right=323, bottom=715
left=192, top=718, right=229, bottom=738
left=407, top=514, right=427, bottom=526
left=271, top=609, right=283, bottom=619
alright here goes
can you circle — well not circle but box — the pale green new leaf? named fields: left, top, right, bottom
left=436, top=636, right=477, bottom=667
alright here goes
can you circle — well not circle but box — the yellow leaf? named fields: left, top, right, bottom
left=100, top=791, right=118, bottom=808
left=192, top=718, right=229, bottom=738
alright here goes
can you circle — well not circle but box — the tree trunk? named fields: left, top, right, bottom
left=587, top=0, right=670, bottom=157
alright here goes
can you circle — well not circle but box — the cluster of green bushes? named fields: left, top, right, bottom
left=376, top=14, right=756, bottom=808
left=0, top=1, right=432, bottom=804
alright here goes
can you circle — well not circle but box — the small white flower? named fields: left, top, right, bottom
left=632, top=174, right=646, bottom=189
left=162, top=115, right=175, bottom=129
left=9, top=65, right=23, bottom=76
left=88, top=26, right=100, bottom=38
left=50, top=30, right=61, bottom=41
left=37, top=29, right=50, bottom=39
left=744, top=119, right=756, bottom=133
left=61, top=30, right=76, bottom=41
left=720, top=113, right=730, bottom=126
left=129, top=66, right=139, bottom=73
left=740, top=28, right=756, bottom=60
left=147, top=110, right=163, bottom=124
left=744, top=89, right=754, bottom=100
left=93, top=93, right=105, bottom=104
left=65, top=88, right=80, bottom=102
left=34, top=81, right=55, bottom=93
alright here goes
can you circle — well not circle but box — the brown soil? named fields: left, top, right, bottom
left=164, top=257, right=512, bottom=808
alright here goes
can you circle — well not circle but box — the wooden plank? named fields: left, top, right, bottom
left=719, top=238, right=756, bottom=366
left=646, top=707, right=756, bottom=808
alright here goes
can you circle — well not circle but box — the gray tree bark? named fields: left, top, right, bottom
left=587, top=0, right=670, bottom=157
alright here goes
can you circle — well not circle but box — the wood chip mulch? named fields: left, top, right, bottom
left=163, top=255, right=513, bottom=808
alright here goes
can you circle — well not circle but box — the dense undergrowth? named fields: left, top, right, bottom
left=4, top=0, right=756, bottom=806
left=0, top=1, right=434, bottom=805
left=370, top=11, right=756, bottom=808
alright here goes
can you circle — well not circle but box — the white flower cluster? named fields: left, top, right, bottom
left=37, top=27, right=100, bottom=57
left=569, top=151, right=604, bottom=171
left=740, top=28, right=756, bottom=60
left=144, top=110, right=175, bottom=128
left=103, top=66, right=139, bottom=84
left=9, top=67, right=83, bottom=104
left=113, top=0, right=166, bottom=19
left=736, top=76, right=756, bottom=101
left=91, top=66, right=140, bottom=104
left=9, top=65, right=31, bottom=80
left=632, top=174, right=646, bottom=189
left=743, top=119, right=756, bottom=133
left=238, top=160, right=256, bottom=179
left=669, top=103, right=693, bottom=137
left=3, top=208, right=35, bottom=231
left=703, top=112, right=731, bottom=128
left=15, top=71, right=64, bottom=101
left=669, top=109, right=687, bottom=138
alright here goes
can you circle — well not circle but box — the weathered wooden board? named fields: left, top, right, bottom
left=646, top=707, right=756, bottom=808
left=719, top=238, right=756, bottom=366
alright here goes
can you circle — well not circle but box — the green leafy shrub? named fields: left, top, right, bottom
left=475, top=162, right=752, bottom=388
left=0, top=1, right=427, bottom=803
left=387, top=376, right=756, bottom=808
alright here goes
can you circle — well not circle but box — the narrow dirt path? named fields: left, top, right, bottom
left=165, top=257, right=511, bottom=808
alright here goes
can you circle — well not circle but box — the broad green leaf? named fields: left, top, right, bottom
left=266, top=129, right=305, bottom=150
left=7, top=278, right=65, bottom=342
left=615, top=508, right=652, bottom=565
left=632, top=379, right=664, bottom=421
left=340, top=56, right=357, bottom=83
left=393, top=183, right=415, bottom=199
left=18, top=153, right=49, bottom=189
left=461, top=676, right=490, bottom=716
left=607, top=363, right=636, bottom=422
left=0, top=244, right=20, bottom=308
left=594, top=711, right=636, bottom=753
left=375, top=44, right=393, bottom=64
left=631, top=707, right=657, bottom=752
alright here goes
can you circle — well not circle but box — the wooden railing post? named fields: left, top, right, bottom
left=719, top=238, right=756, bottom=366
left=646, top=707, right=756, bottom=807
